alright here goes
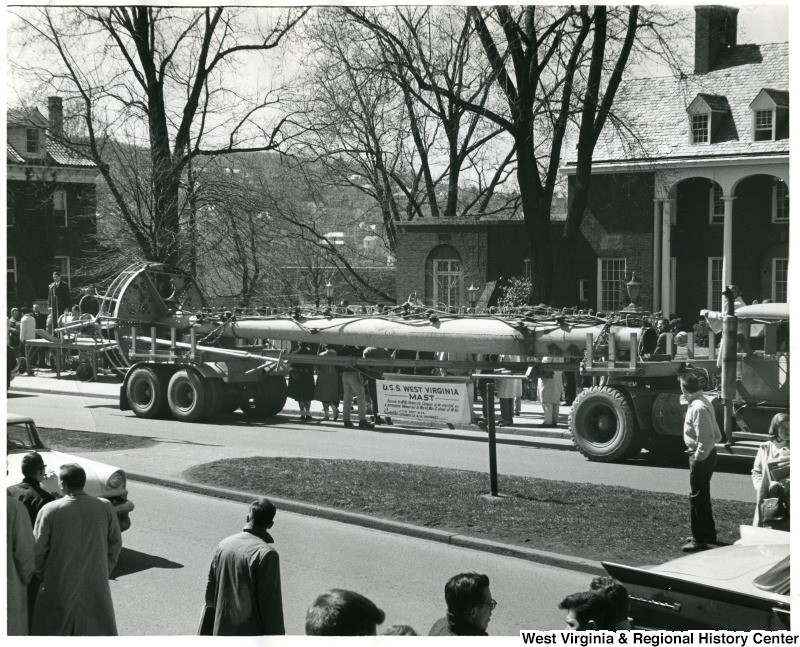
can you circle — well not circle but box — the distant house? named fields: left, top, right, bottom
left=7, top=97, right=98, bottom=309
left=394, top=6, right=789, bottom=324
left=562, top=5, right=789, bottom=324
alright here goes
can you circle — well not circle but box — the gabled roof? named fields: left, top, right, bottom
left=689, top=94, right=731, bottom=113
left=7, top=144, right=25, bottom=163
left=750, top=88, right=789, bottom=109
left=7, top=107, right=49, bottom=128
left=575, top=42, right=788, bottom=166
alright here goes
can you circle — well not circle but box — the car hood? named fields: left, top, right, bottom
left=6, top=449, right=127, bottom=501
left=645, top=527, right=789, bottom=603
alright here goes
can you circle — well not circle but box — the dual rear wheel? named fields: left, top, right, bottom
left=126, top=366, right=287, bottom=422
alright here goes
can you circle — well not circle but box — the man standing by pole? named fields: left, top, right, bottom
left=204, top=498, right=285, bottom=636
left=47, top=272, right=71, bottom=334
left=679, top=373, right=722, bottom=552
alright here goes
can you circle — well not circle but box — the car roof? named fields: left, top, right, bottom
left=736, top=303, right=789, bottom=320
left=7, top=412, right=33, bottom=424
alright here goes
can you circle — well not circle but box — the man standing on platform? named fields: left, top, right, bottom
left=47, top=272, right=71, bottom=334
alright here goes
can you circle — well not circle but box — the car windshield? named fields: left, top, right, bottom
left=7, top=422, right=40, bottom=452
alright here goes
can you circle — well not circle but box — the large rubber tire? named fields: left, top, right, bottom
left=127, top=367, right=168, bottom=419
left=203, top=379, right=224, bottom=421
left=240, top=376, right=288, bottom=418
left=167, top=369, right=209, bottom=422
left=569, top=386, right=642, bottom=462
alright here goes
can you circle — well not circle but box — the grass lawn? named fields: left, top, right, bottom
left=185, top=457, right=753, bottom=566
left=39, top=427, right=159, bottom=451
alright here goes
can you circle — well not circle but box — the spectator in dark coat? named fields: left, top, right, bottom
left=314, top=345, right=341, bottom=421
left=47, top=273, right=71, bottom=333
left=288, top=342, right=316, bottom=421
left=305, top=589, right=385, bottom=636
left=429, top=572, right=494, bottom=636
left=7, top=452, right=56, bottom=526
left=205, top=498, right=285, bottom=636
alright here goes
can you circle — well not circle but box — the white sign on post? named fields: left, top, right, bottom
left=376, top=378, right=472, bottom=424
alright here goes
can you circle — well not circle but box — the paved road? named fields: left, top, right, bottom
left=7, top=391, right=754, bottom=501
left=110, top=481, right=586, bottom=635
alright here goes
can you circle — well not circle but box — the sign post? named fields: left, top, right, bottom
left=485, top=380, right=498, bottom=496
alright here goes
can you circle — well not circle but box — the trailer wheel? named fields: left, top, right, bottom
left=569, top=386, right=642, bottom=462
left=127, top=367, right=168, bottom=419
left=241, top=376, right=288, bottom=418
left=203, top=379, right=224, bottom=420
left=167, top=369, right=209, bottom=422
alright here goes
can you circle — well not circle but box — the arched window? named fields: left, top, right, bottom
left=425, top=245, right=462, bottom=308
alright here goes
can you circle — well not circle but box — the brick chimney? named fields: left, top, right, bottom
left=694, top=5, right=739, bottom=74
left=47, top=96, right=63, bottom=137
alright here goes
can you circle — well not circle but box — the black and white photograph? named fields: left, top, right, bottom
left=4, top=1, right=792, bottom=639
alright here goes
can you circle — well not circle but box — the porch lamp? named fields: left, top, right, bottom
left=468, top=283, right=479, bottom=309
left=325, top=281, right=334, bottom=308
left=623, top=272, right=641, bottom=312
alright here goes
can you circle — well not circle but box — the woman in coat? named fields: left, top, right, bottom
left=752, top=413, right=790, bottom=527
left=314, top=345, right=341, bottom=421
left=288, top=343, right=317, bottom=421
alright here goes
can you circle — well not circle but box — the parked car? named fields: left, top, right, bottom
left=6, top=412, right=134, bottom=531
left=603, top=525, right=789, bottom=630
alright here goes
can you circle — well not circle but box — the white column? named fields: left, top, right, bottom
left=721, top=195, right=736, bottom=297
left=652, top=199, right=663, bottom=312
left=660, top=199, right=673, bottom=317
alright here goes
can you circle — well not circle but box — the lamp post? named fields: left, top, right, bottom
left=623, top=272, right=641, bottom=312
left=325, top=281, right=334, bottom=308
left=468, top=283, right=478, bottom=310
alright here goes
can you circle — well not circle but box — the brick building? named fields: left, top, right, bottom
left=7, top=97, right=98, bottom=309
left=394, top=6, right=789, bottom=325
left=565, top=5, right=788, bottom=325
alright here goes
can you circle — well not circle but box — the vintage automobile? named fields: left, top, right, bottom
left=6, top=412, right=135, bottom=531
left=602, top=525, right=789, bottom=630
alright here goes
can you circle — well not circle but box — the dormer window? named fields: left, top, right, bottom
left=750, top=89, right=789, bottom=142
left=26, top=128, right=40, bottom=154
left=687, top=94, right=730, bottom=145
left=692, top=114, right=710, bottom=144
left=754, top=110, right=774, bottom=141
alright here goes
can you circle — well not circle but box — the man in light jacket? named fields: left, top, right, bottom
left=32, top=464, right=122, bottom=635
left=679, top=373, right=722, bottom=552
left=205, top=498, right=285, bottom=635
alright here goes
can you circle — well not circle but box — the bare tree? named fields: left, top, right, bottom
left=10, top=6, right=308, bottom=265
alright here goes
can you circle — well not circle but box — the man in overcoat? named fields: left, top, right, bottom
left=31, top=463, right=122, bottom=635
left=7, top=492, right=35, bottom=635
left=47, top=272, right=71, bottom=333
left=205, top=498, right=285, bottom=635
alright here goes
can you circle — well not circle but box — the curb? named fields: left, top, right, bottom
left=128, top=471, right=604, bottom=576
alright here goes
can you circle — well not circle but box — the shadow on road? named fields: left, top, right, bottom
left=7, top=392, right=36, bottom=399
left=620, top=453, right=752, bottom=475
left=112, top=547, right=184, bottom=578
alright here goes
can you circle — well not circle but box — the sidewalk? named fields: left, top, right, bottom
left=8, top=370, right=577, bottom=451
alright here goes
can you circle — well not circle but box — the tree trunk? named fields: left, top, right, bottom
left=517, top=142, right=553, bottom=305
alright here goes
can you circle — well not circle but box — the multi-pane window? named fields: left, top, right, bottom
left=691, top=114, right=709, bottom=144
left=433, top=259, right=461, bottom=308
left=7, top=257, right=17, bottom=285
left=7, top=192, right=14, bottom=227
left=708, top=257, right=723, bottom=311
left=597, top=258, right=626, bottom=311
left=26, top=128, right=40, bottom=154
left=53, top=190, right=68, bottom=227
left=7, top=257, right=17, bottom=304
left=709, top=184, right=724, bottom=224
left=772, top=258, right=788, bottom=303
left=54, top=256, right=71, bottom=287
left=773, top=181, right=789, bottom=223
left=754, top=109, right=774, bottom=141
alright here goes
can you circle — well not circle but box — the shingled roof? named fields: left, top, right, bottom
left=571, top=42, right=788, bottom=166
